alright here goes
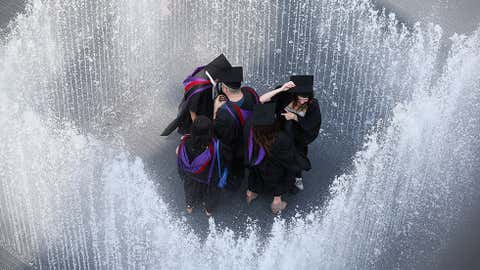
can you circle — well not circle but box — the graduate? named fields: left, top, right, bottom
left=244, top=103, right=299, bottom=214
left=259, top=75, right=321, bottom=191
left=162, top=54, right=232, bottom=135
left=176, top=116, right=231, bottom=216
left=213, top=66, right=259, bottom=190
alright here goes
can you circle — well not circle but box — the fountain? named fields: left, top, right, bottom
left=0, top=0, right=479, bottom=269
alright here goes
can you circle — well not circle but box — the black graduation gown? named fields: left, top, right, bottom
left=271, top=92, right=322, bottom=147
left=213, top=87, right=259, bottom=186
left=245, top=126, right=299, bottom=197
left=173, top=68, right=215, bottom=135
left=271, top=92, right=321, bottom=175
left=177, top=138, right=232, bottom=212
left=187, top=69, right=214, bottom=119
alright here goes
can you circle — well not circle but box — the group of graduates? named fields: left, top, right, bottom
left=164, top=54, right=321, bottom=215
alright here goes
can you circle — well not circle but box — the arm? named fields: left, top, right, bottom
left=283, top=100, right=321, bottom=126
left=213, top=95, right=227, bottom=119
left=281, top=110, right=299, bottom=122
left=259, top=81, right=296, bottom=103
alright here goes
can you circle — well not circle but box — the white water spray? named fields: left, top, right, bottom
left=0, top=0, right=479, bottom=269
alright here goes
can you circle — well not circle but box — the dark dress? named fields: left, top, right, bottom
left=214, top=87, right=259, bottom=189
left=244, top=124, right=299, bottom=197
left=271, top=92, right=322, bottom=177
left=177, top=137, right=231, bottom=212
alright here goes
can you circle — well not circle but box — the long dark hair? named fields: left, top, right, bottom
left=191, top=116, right=213, bottom=149
left=253, top=123, right=279, bottom=156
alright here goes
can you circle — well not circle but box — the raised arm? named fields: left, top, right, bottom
left=259, top=81, right=296, bottom=103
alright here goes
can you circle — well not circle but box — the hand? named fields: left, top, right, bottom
left=281, top=81, right=296, bottom=92
left=214, top=94, right=227, bottom=108
left=213, top=95, right=227, bottom=118
left=281, top=110, right=298, bottom=121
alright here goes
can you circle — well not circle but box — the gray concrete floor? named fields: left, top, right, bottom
left=376, top=0, right=480, bottom=35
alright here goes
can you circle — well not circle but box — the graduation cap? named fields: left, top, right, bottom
left=219, top=66, right=243, bottom=89
left=290, top=75, right=314, bottom=96
left=251, top=103, right=277, bottom=126
left=205, top=54, right=232, bottom=80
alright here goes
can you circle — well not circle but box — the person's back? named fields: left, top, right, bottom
left=177, top=116, right=231, bottom=216
left=215, top=86, right=259, bottom=147
left=244, top=103, right=298, bottom=214
left=164, top=54, right=232, bottom=136
left=185, top=69, right=214, bottom=119
left=213, top=67, right=259, bottom=189
left=247, top=129, right=298, bottom=197
left=178, top=136, right=216, bottom=185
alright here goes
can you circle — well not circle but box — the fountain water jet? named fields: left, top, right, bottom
left=1, top=0, right=479, bottom=269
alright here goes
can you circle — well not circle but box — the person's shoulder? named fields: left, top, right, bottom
left=188, top=87, right=211, bottom=102
left=215, top=106, right=229, bottom=118
left=242, top=85, right=257, bottom=93
left=215, top=105, right=235, bottom=123
left=242, top=86, right=259, bottom=99
left=195, top=68, right=207, bottom=78
left=308, top=98, right=320, bottom=111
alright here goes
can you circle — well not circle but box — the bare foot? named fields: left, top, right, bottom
left=186, top=206, right=193, bottom=214
left=271, top=201, right=287, bottom=214
left=246, top=190, right=258, bottom=204
left=205, top=209, right=212, bottom=217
